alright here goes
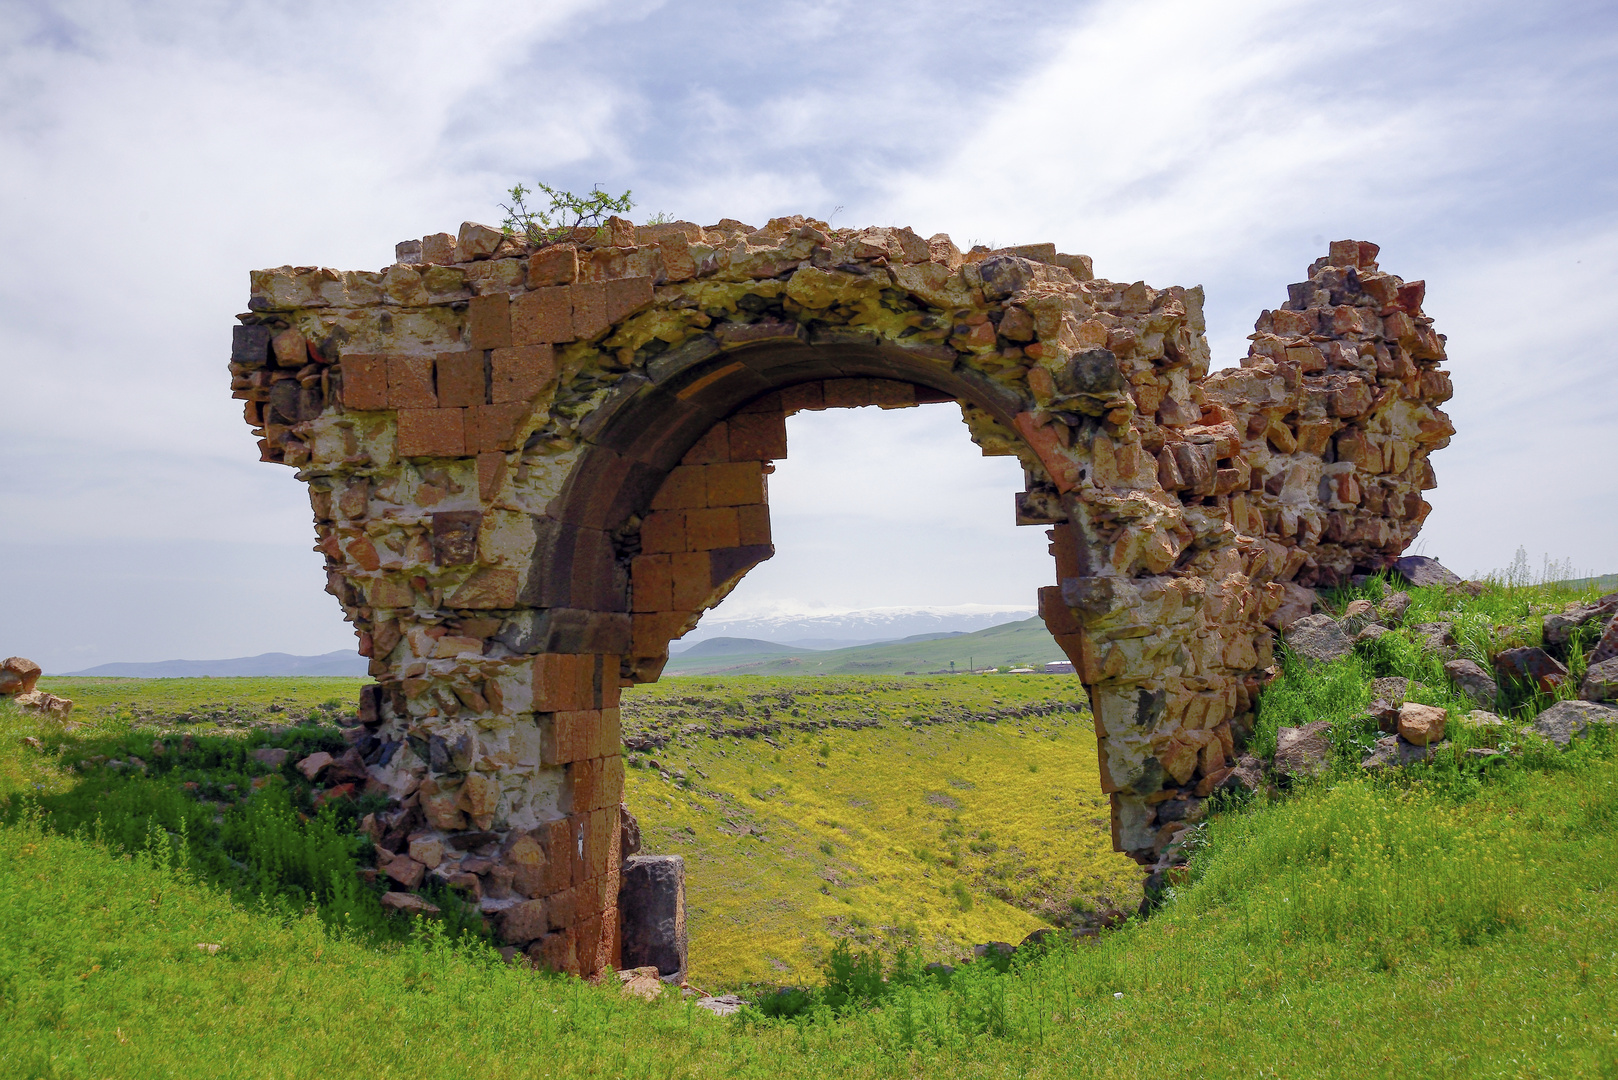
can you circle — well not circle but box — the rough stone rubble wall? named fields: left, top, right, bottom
left=230, top=216, right=1451, bottom=972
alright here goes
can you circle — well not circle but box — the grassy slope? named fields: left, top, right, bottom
left=662, top=617, right=1065, bottom=676
left=619, top=675, right=1134, bottom=985
left=1, top=717, right=1613, bottom=1076
left=3, top=579, right=1617, bottom=1074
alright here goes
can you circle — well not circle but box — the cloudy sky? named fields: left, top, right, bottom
left=2, top=0, right=1614, bottom=671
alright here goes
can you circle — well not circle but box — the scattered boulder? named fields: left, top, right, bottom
left=693, top=995, right=747, bottom=1017
left=15, top=690, right=73, bottom=719
left=1530, top=700, right=1618, bottom=747
left=1356, top=623, right=1392, bottom=644
left=0, top=657, right=42, bottom=696
left=620, top=855, right=687, bottom=984
left=620, top=803, right=642, bottom=858
left=1226, top=754, right=1265, bottom=791
left=296, top=751, right=334, bottom=780
left=1411, top=621, right=1457, bottom=658
left=1274, top=720, right=1333, bottom=779
left=617, top=967, right=666, bottom=1002
left=1459, top=709, right=1506, bottom=731
left=1284, top=614, right=1353, bottom=665
left=1494, top=647, right=1568, bottom=693
left=1543, top=597, right=1618, bottom=648
left=1393, top=555, right=1461, bottom=589
left=1397, top=702, right=1448, bottom=746
left=383, top=855, right=426, bottom=889
left=1581, top=657, right=1618, bottom=703
left=1377, top=591, right=1412, bottom=625
left=1590, top=614, right=1618, bottom=666
left=251, top=747, right=289, bottom=769
left=1443, top=658, right=1499, bottom=709
left=1370, top=676, right=1412, bottom=705
left=1361, top=734, right=1448, bottom=770
left=1266, top=582, right=1318, bottom=632
left=1338, top=599, right=1378, bottom=637
left=379, top=892, right=440, bottom=916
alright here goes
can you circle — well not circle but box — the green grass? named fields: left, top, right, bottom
left=3, top=579, right=1617, bottom=1075
left=619, top=675, right=1134, bottom=985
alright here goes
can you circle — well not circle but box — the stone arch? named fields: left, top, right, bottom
left=539, top=337, right=1044, bottom=683
left=231, top=216, right=1454, bottom=977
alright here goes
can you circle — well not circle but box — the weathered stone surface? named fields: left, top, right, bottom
left=1397, top=702, right=1448, bottom=746
left=15, top=690, right=72, bottom=719
left=1589, top=614, right=1618, bottom=666
left=619, top=855, right=686, bottom=982
left=1361, top=734, right=1447, bottom=770
left=1494, top=647, right=1568, bottom=693
left=296, top=751, right=334, bottom=780
left=1530, top=700, right=1618, bottom=747
left=1544, top=599, right=1618, bottom=647
left=251, top=747, right=289, bottom=769
left=380, top=892, right=440, bottom=915
left=1443, top=658, right=1498, bottom=709
left=1581, top=657, right=1618, bottom=702
left=1284, top=615, right=1353, bottom=664
left=1412, top=621, right=1456, bottom=656
left=1274, top=720, right=1333, bottom=779
left=1378, top=591, right=1412, bottom=625
left=1393, top=555, right=1460, bottom=589
left=0, top=657, right=42, bottom=696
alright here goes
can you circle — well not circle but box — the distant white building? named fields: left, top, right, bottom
left=1043, top=660, right=1075, bottom=674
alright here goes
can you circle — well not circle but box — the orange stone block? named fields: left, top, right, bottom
left=631, top=554, right=673, bottom=612
left=604, top=276, right=655, bottom=324
left=467, top=402, right=531, bottom=453
left=435, top=350, right=487, bottom=408
left=528, top=244, right=578, bottom=288
left=396, top=408, right=466, bottom=457
left=533, top=653, right=589, bottom=712
left=542, top=709, right=599, bottom=765
left=684, top=506, right=739, bottom=550
left=650, top=465, right=705, bottom=510
left=869, top=379, right=917, bottom=409
left=491, top=344, right=555, bottom=404
left=737, top=503, right=771, bottom=546
left=571, top=282, right=609, bottom=340
left=681, top=422, right=729, bottom=465
left=780, top=382, right=824, bottom=413
left=704, top=461, right=764, bottom=506
left=632, top=611, right=684, bottom=656
left=467, top=293, right=512, bottom=350
left=639, top=510, right=686, bottom=554
left=512, top=288, right=573, bottom=345
left=823, top=378, right=872, bottom=408
left=726, top=412, right=787, bottom=460
left=339, top=354, right=388, bottom=410
left=386, top=355, right=437, bottom=409
left=477, top=451, right=506, bottom=501
left=669, top=550, right=712, bottom=610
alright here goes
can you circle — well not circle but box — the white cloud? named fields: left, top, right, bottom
left=2, top=0, right=1614, bottom=666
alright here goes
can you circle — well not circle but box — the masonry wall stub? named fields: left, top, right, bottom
left=231, top=217, right=1453, bottom=976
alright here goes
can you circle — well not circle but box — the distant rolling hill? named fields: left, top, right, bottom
left=62, top=651, right=369, bottom=678
left=661, top=616, right=1067, bottom=676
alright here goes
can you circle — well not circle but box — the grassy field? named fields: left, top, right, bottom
left=2, top=576, right=1616, bottom=1075
left=662, top=617, right=1066, bottom=676
left=618, top=675, right=1135, bottom=984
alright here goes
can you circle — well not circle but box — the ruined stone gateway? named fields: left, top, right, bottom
left=230, top=216, right=1452, bottom=975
